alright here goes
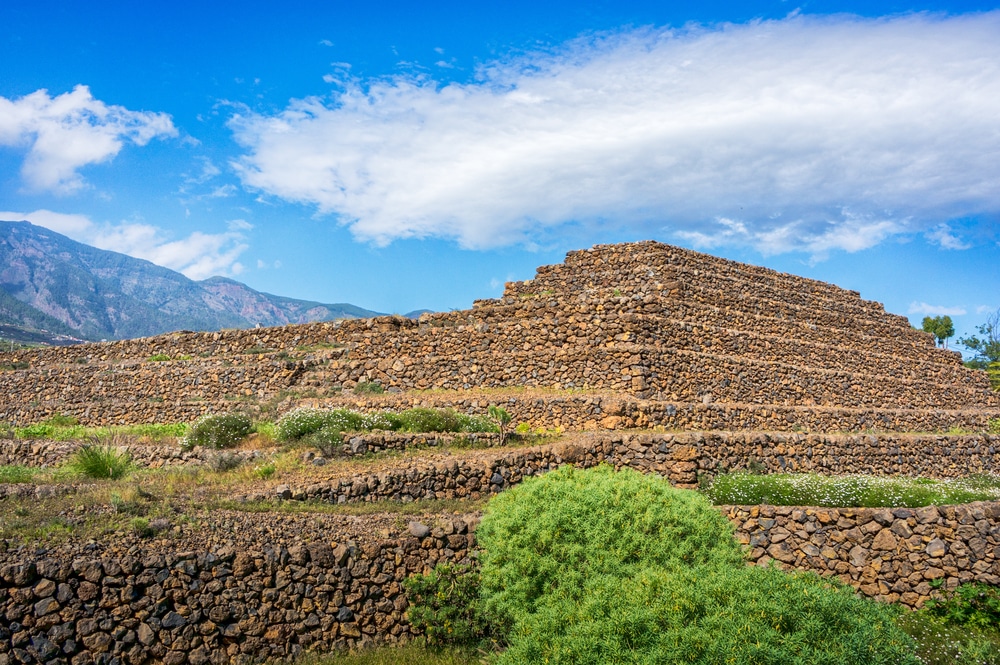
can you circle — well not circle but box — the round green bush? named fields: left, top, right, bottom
left=183, top=413, right=254, bottom=450
left=477, top=465, right=744, bottom=625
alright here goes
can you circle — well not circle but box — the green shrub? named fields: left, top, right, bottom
left=147, top=353, right=171, bottom=362
left=276, top=406, right=494, bottom=440
left=67, top=444, right=134, bottom=480
left=307, top=426, right=345, bottom=458
left=183, top=413, right=254, bottom=450
left=0, top=421, right=14, bottom=440
left=925, top=581, right=1000, bottom=632
left=404, top=563, right=492, bottom=647
left=397, top=407, right=463, bottom=433
left=276, top=408, right=330, bottom=440
left=477, top=466, right=744, bottom=629
left=396, top=408, right=495, bottom=434
left=495, top=563, right=916, bottom=665
left=988, top=362, right=1000, bottom=391
left=989, top=418, right=1000, bottom=434
left=473, top=465, right=918, bottom=665
left=354, top=380, right=385, bottom=395
left=252, top=463, right=276, bottom=479
left=129, top=518, right=154, bottom=538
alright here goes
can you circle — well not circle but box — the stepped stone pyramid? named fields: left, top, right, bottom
left=1, top=241, right=997, bottom=432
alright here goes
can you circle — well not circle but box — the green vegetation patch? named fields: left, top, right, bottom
left=407, top=465, right=918, bottom=664
left=297, top=643, right=478, bottom=665
left=14, top=421, right=187, bottom=441
left=703, top=472, right=1000, bottom=508
left=0, top=465, right=41, bottom=484
left=898, top=581, right=1000, bottom=664
left=274, top=407, right=497, bottom=443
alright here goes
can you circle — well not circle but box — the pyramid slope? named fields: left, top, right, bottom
left=0, top=241, right=996, bottom=431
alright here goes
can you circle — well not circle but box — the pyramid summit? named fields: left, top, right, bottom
left=1, top=240, right=997, bottom=432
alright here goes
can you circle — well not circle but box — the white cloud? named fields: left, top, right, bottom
left=0, top=85, right=176, bottom=194
left=229, top=13, right=1000, bottom=256
left=925, top=223, right=972, bottom=250
left=0, top=210, right=248, bottom=280
left=908, top=302, right=967, bottom=316
left=977, top=305, right=997, bottom=315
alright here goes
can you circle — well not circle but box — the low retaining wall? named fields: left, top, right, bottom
left=1, top=501, right=998, bottom=665
left=729, top=502, right=1000, bottom=606
left=245, top=431, right=999, bottom=505
left=0, top=441, right=268, bottom=471
left=0, top=511, right=474, bottom=665
left=310, top=393, right=1000, bottom=438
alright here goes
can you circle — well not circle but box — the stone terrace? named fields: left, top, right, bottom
left=0, top=240, right=996, bottom=432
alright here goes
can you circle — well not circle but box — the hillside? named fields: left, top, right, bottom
left=0, top=220, right=382, bottom=340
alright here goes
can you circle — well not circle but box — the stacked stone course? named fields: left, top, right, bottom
left=0, top=511, right=475, bottom=665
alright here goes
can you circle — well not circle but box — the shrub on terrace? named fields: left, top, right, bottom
left=182, top=412, right=254, bottom=450
left=408, top=465, right=920, bottom=664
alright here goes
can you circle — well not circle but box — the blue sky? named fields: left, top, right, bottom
left=1, top=0, right=998, bottom=347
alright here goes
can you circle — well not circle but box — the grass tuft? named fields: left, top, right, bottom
left=66, top=443, right=135, bottom=480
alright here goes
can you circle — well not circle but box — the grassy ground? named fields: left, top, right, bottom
left=703, top=472, right=1000, bottom=507
left=897, top=611, right=1000, bottom=664
left=299, top=644, right=482, bottom=665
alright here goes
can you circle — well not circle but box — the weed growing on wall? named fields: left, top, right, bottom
left=353, top=381, right=385, bottom=395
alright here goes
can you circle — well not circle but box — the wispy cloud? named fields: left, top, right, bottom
left=0, top=210, right=249, bottom=280
left=908, top=301, right=967, bottom=317
left=925, top=223, right=972, bottom=250
left=230, top=13, right=1000, bottom=255
left=0, top=85, right=176, bottom=194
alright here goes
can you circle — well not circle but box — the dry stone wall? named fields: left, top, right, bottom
left=311, top=392, right=996, bottom=436
left=1, top=501, right=998, bottom=665
left=0, top=511, right=475, bottom=665
left=730, top=502, right=1000, bottom=607
left=245, top=432, right=999, bottom=508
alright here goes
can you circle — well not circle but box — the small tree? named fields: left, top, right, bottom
left=922, top=315, right=955, bottom=348
left=960, top=308, right=1000, bottom=370
left=487, top=405, right=512, bottom=446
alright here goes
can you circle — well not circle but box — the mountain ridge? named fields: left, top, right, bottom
left=0, top=220, right=385, bottom=342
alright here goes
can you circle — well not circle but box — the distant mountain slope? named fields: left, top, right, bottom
left=0, top=220, right=382, bottom=340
